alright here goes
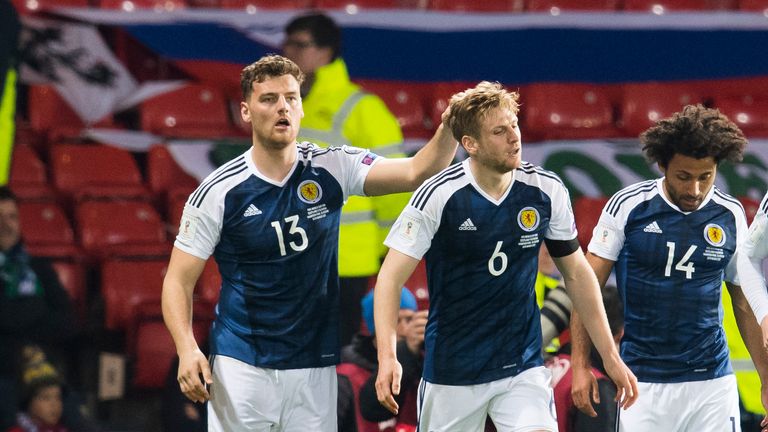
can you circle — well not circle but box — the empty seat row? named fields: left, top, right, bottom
left=13, top=0, right=768, bottom=12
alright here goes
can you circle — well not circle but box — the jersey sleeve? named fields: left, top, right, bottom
left=587, top=201, right=626, bottom=261
left=336, top=145, right=380, bottom=199
left=384, top=195, right=442, bottom=261
left=725, top=203, right=750, bottom=284
left=545, top=180, right=577, bottom=241
left=736, top=192, right=768, bottom=322
left=173, top=192, right=223, bottom=260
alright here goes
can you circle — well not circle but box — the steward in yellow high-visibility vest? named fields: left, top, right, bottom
left=284, top=13, right=410, bottom=345
left=0, top=1, right=21, bottom=186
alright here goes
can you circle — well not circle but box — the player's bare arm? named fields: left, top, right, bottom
left=726, top=282, right=768, bottom=432
left=364, top=109, right=456, bottom=196
left=162, top=247, right=211, bottom=403
left=555, top=249, right=638, bottom=411
left=374, top=249, right=420, bottom=415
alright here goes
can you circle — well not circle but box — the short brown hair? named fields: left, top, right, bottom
left=641, top=104, right=747, bottom=168
left=240, top=54, right=305, bottom=101
left=446, top=81, right=520, bottom=142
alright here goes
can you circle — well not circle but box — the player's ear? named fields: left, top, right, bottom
left=461, top=135, right=477, bottom=155
left=240, top=101, right=251, bottom=123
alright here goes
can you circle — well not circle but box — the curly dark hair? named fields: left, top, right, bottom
left=240, top=54, right=304, bottom=101
left=640, top=104, right=747, bottom=168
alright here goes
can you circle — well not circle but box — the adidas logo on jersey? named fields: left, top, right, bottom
left=459, top=218, right=477, bottom=231
left=243, top=204, right=262, bottom=217
left=643, top=221, right=662, bottom=234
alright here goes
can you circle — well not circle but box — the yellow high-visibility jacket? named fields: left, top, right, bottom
left=722, top=285, right=766, bottom=416
left=0, top=69, right=16, bottom=185
left=298, top=58, right=409, bottom=277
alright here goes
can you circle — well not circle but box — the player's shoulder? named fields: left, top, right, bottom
left=187, top=151, right=251, bottom=209
left=516, top=161, right=564, bottom=184
left=711, top=186, right=745, bottom=218
left=410, top=161, right=468, bottom=211
left=603, top=179, right=659, bottom=218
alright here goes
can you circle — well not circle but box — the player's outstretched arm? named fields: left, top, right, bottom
left=374, top=249, right=420, bottom=415
left=570, top=310, right=599, bottom=417
left=726, top=282, right=768, bottom=432
left=555, top=249, right=638, bottom=412
left=162, top=247, right=211, bottom=403
left=364, top=108, right=457, bottom=196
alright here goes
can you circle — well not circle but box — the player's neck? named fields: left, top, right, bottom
left=469, top=159, right=512, bottom=200
left=249, top=142, right=297, bottom=182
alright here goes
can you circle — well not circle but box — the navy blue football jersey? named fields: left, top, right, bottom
left=385, top=160, right=576, bottom=385
left=175, top=143, right=378, bottom=369
left=589, top=178, right=747, bottom=383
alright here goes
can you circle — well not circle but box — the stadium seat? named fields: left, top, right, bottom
left=97, top=0, right=186, bottom=10
left=356, top=80, right=430, bottom=139
left=166, top=186, right=195, bottom=237
left=429, top=0, right=524, bottom=11
left=218, top=0, right=312, bottom=9
left=426, top=82, right=475, bottom=132
left=623, top=0, right=735, bottom=12
left=619, top=82, right=703, bottom=138
left=197, top=259, right=222, bottom=309
left=140, top=84, right=234, bottom=138
left=8, top=146, right=55, bottom=201
left=740, top=0, right=768, bottom=11
left=406, top=260, right=429, bottom=311
left=712, top=95, right=768, bottom=138
left=26, top=85, right=114, bottom=140
left=147, top=145, right=199, bottom=202
left=100, top=258, right=168, bottom=331
left=51, top=260, right=88, bottom=325
left=527, top=0, right=619, bottom=11
left=75, top=200, right=168, bottom=259
left=11, top=0, right=89, bottom=14
left=572, top=196, right=609, bottom=251
left=50, top=144, right=147, bottom=201
left=738, top=196, right=760, bottom=225
left=316, top=0, right=426, bottom=10
left=523, top=83, right=618, bottom=141
left=18, top=201, right=79, bottom=258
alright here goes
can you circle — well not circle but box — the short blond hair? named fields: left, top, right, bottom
left=240, top=54, right=305, bottom=101
left=447, top=81, right=520, bottom=142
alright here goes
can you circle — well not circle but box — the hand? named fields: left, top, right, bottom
left=571, top=364, right=599, bottom=417
left=375, top=357, right=402, bottom=415
left=177, top=348, right=212, bottom=403
left=602, top=354, right=639, bottom=411
left=440, top=106, right=452, bottom=129
left=404, top=310, right=427, bottom=355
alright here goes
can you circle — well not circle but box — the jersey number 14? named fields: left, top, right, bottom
left=664, top=242, right=696, bottom=279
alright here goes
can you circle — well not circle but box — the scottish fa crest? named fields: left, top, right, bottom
left=517, top=207, right=540, bottom=232
left=703, top=223, right=726, bottom=247
left=298, top=180, right=322, bottom=204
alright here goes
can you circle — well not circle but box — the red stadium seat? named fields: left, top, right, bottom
left=623, top=0, right=735, bottom=11
left=429, top=0, right=524, bottom=11
left=51, top=260, right=88, bottom=324
left=426, top=82, right=475, bottom=132
left=8, top=146, right=55, bottom=201
left=50, top=144, right=147, bottom=201
left=166, top=186, right=195, bottom=237
left=100, top=258, right=168, bottom=331
left=713, top=95, right=768, bottom=138
left=738, top=196, right=760, bottom=225
left=147, top=145, right=199, bottom=201
left=527, top=0, right=619, bottom=11
left=26, top=85, right=113, bottom=140
left=219, top=0, right=312, bottom=9
left=11, top=0, right=89, bottom=14
left=740, top=0, right=768, bottom=10
left=97, top=0, right=186, bottom=10
left=129, top=303, right=212, bottom=388
left=317, top=0, right=426, bottom=9
left=197, top=259, right=221, bottom=308
left=140, top=84, right=234, bottom=138
left=572, top=196, right=609, bottom=251
left=356, top=80, right=430, bottom=139
left=18, top=201, right=79, bottom=258
left=76, top=200, right=168, bottom=259
left=523, top=83, right=618, bottom=141
left=619, top=82, right=703, bottom=138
